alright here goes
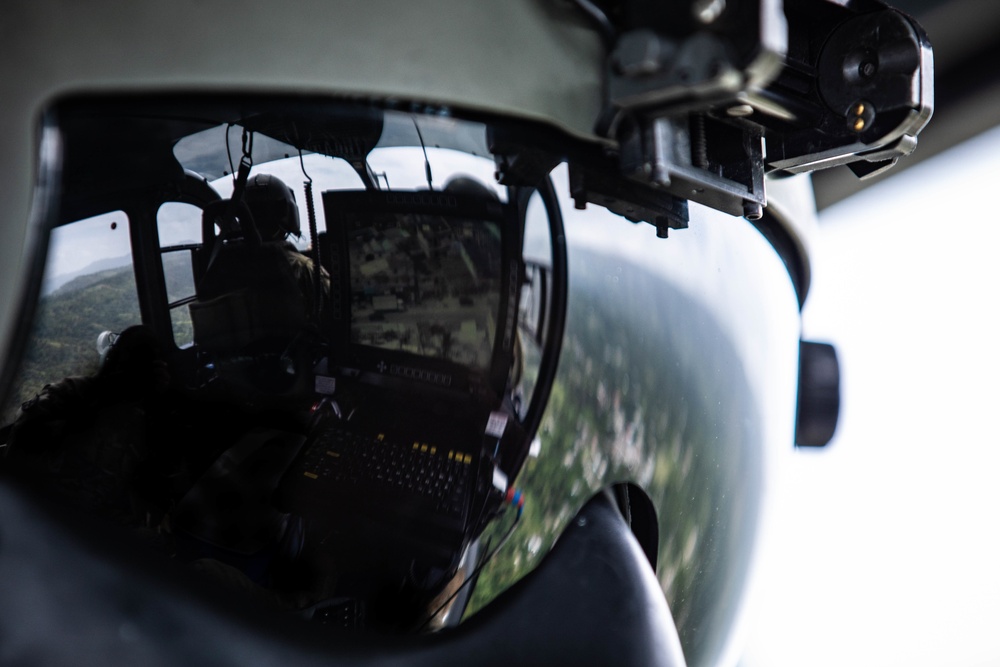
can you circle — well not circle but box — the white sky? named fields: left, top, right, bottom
left=46, top=147, right=506, bottom=281
left=742, top=124, right=1000, bottom=666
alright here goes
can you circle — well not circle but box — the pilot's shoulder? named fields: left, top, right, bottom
left=18, top=375, right=97, bottom=417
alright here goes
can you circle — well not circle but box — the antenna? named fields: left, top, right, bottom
left=412, top=117, right=434, bottom=191
left=299, top=149, right=323, bottom=319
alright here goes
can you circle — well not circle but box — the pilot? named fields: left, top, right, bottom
left=242, top=173, right=330, bottom=322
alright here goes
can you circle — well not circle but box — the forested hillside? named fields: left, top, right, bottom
left=1, top=266, right=141, bottom=424
left=1, top=243, right=761, bottom=666
left=467, top=247, right=760, bottom=667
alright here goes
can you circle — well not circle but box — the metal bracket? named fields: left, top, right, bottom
left=589, top=0, right=932, bottom=226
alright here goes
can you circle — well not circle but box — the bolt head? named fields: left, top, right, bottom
left=726, top=104, right=755, bottom=118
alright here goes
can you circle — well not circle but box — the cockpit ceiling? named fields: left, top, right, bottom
left=55, top=97, right=497, bottom=222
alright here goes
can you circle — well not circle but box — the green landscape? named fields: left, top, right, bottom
left=3, top=244, right=763, bottom=667
left=1, top=250, right=200, bottom=427
left=467, top=246, right=763, bottom=667
left=1, top=266, right=143, bottom=426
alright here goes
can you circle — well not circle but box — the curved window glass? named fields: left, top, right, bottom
left=2, top=210, right=139, bottom=425
left=468, top=168, right=801, bottom=667
left=158, top=202, right=201, bottom=347
left=1, top=97, right=803, bottom=667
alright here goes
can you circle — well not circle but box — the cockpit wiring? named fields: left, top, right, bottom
left=417, top=487, right=525, bottom=631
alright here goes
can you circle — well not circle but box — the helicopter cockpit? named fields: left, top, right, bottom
left=2, top=99, right=574, bottom=636
left=0, top=0, right=932, bottom=665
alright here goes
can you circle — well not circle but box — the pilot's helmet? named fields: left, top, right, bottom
left=96, top=324, right=167, bottom=398
left=442, top=175, right=498, bottom=201
left=243, top=173, right=301, bottom=242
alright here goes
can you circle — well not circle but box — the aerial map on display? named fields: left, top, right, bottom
left=347, top=212, right=502, bottom=371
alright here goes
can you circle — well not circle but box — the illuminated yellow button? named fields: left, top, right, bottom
left=377, top=433, right=385, bottom=441
left=421, top=444, right=428, bottom=453
left=304, top=472, right=318, bottom=479
left=430, top=446, right=437, bottom=455
left=448, top=451, right=454, bottom=460
left=462, top=454, right=472, bottom=464
left=413, top=443, right=420, bottom=450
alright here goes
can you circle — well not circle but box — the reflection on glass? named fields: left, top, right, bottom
left=157, top=201, right=202, bottom=247
left=3, top=101, right=804, bottom=667
left=158, top=203, right=202, bottom=346
left=170, top=304, right=194, bottom=348
left=348, top=213, right=502, bottom=370
left=2, top=211, right=140, bottom=424
left=467, top=202, right=799, bottom=667
left=161, top=250, right=196, bottom=307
